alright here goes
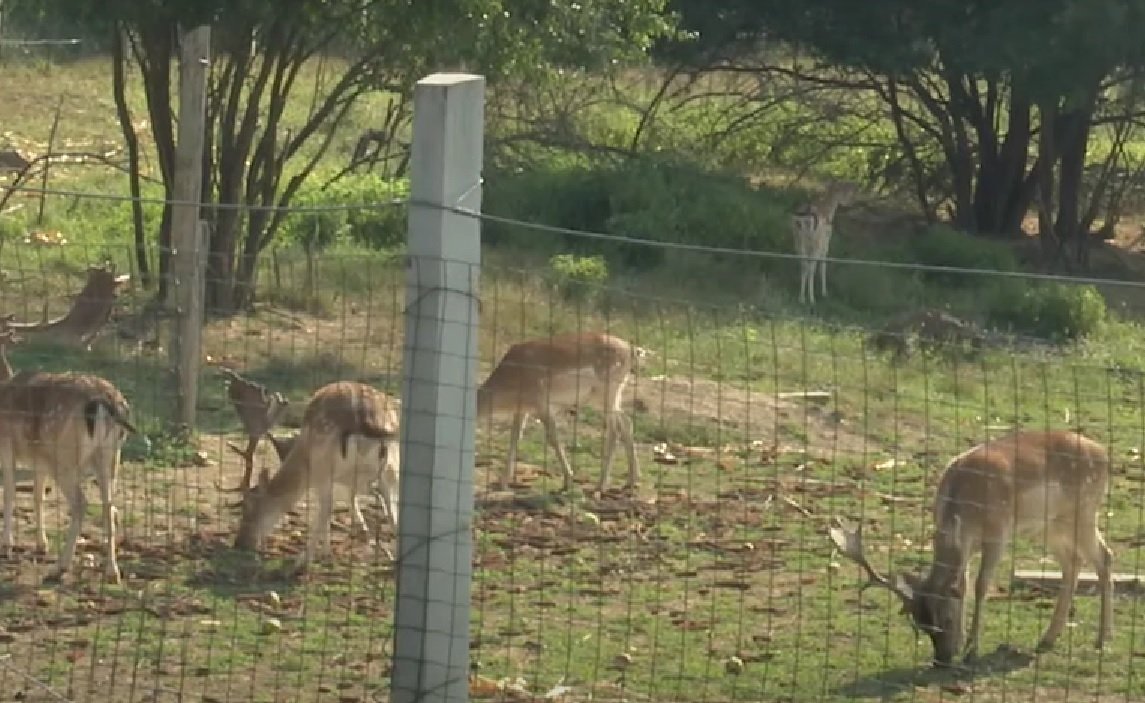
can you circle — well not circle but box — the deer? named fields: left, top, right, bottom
left=0, top=324, right=138, bottom=584
left=234, top=381, right=400, bottom=570
left=792, top=180, right=860, bottom=305
left=829, top=430, right=1113, bottom=668
left=477, top=331, right=642, bottom=492
left=4, top=262, right=131, bottom=349
left=261, top=431, right=394, bottom=531
left=217, top=367, right=290, bottom=492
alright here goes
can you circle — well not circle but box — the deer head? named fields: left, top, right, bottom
left=829, top=517, right=965, bottom=666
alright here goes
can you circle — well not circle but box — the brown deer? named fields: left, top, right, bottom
left=263, top=431, right=390, bottom=532
left=218, top=367, right=290, bottom=492
left=830, top=430, right=1113, bottom=667
left=792, top=180, right=860, bottom=305
left=234, top=382, right=399, bottom=570
left=0, top=325, right=138, bottom=583
left=477, top=332, right=642, bottom=492
left=5, top=262, right=130, bottom=349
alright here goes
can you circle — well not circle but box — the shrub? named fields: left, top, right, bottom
left=548, top=253, right=608, bottom=303
left=910, top=225, right=1018, bottom=287
left=484, top=156, right=798, bottom=274
left=483, top=162, right=612, bottom=253
left=986, top=281, right=1107, bottom=341
left=279, top=174, right=408, bottom=251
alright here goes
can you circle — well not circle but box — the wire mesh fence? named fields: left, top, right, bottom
left=2, top=85, right=1145, bottom=703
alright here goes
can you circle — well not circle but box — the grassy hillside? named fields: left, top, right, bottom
left=0, top=55, right=1144, bottom=702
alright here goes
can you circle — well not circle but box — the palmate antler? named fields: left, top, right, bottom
left=218, top=367, right=290, bottom=492
left=828, top=517, right=914, bottom=603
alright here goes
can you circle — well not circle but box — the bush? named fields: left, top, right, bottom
left=986, top=281, right=1107, bottom=341
left=280, top=174, right=408, bottom=251
left=910, top=225, right=1018, bottom=287
left=548, top=253, right=608, bottom=303
left=484, top=156, right=799, bottom=273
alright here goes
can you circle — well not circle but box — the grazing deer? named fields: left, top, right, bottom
left=263, top=430, right=393, bottom=531
left=234, top=382, right=400, bottom=570
left=5, top=263, right=131, bottom=349
left=0, top=326, right=138, bottom=584
left=477, top=332, right=641, bottom=492
left=218, top=367, right=290, bottom=492
left=830, top=430, right=1113, bottom=667
left=792, top=180, right=859, bottom=305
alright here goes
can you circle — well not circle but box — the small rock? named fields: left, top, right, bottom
left=261, top=617, right=283, bottom=635
left=192, top=451, right=212, bottom=467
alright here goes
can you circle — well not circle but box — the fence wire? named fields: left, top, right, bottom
left=0, top=183, right=1142, bottom=703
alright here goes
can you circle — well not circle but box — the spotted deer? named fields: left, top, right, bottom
left=5, top=263, right=130, bottom=349
left=477, top=332, right=642, bottom=492
left=0, top=325, right=138, bottom=583
left=830, top=430, right=1113, bottom=667
left=792, top=180, right=859, bottom=305
left=234, top=382, right=399, bottom=569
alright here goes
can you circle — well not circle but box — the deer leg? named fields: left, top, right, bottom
left=32, top=468, right=47, bottom=554
left=0, top=443, right=16, bottom=557
left=46, top=473, right=86, bottom=584
left=298, top=486, right=336, bottom=571
left=620, top=412, right=638, bottom=489
left=380, top=465, right=399, bottom=527
left=1037, top=539, right=1082, bottom=652
left=1079, top=526, right=1114, bottom=649
left=819, top=256, right=828, bottom=298
left=93, top=450, right=121, bottom=584
left=964, top=540, right=1003, bottom=661
left=599, top=410, right=637, bottom=492
left=537, top=410, right=575, bottom=490
left=501, top=411, right=527, bottom=489
left=345, top=461, right=371, bottom=535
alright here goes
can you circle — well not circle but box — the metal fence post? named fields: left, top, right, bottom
left=391, top=73, right=485, bottom=703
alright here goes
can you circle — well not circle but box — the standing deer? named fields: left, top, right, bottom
left=0, top=325, right=138, bottom=583
left=830, top=430, right=1113, bottom=667
left=792, top=180, right=859, bottom=305
left=218, top=367, right=290, bottom=492
left=477, top=332, right=641, bottom=492
left=234, top=382, right=399, bottom=570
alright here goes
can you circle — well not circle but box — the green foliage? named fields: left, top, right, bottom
left=280, top=175, right=408, bottom=251
left=548, top=253, right=609, bottom=303
left=485, top=157, right=797, bottom=272
left=909, top=225, right=1019, bottom=286
left=987, top=281, right=1108, bottom=341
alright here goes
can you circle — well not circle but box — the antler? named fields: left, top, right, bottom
left=828, top=517, right=914, bottom=602
left=266, top=433, right=299, bottom=462
left=217, top=367, right=290, bottom=492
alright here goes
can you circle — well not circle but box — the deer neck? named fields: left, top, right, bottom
left=814, top=196, right=846, bottom=224
left=252, top=443, right=312, bottom=534
left=921, top=525, right=968, bottom=595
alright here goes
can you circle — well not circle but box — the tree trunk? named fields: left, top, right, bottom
left=1055, top=97, right=1097, bottom=267
left=133, top=24, right=177, bottom=298
left=110, top=26, right=151, bottom=288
